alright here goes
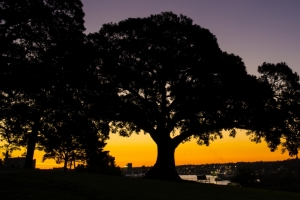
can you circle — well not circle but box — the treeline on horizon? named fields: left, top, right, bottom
left=0, top=0, right=300, bottom=180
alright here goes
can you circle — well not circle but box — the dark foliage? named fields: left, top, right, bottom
left=230, top=168, right=258, bottom=187
left=0, top=0, right=86, bottom=168
left=89, top=12, right=277, bottom=180
left=230, top=160, right=300, bottom=193
left=0, top=0, right=121, bottom=175
left=258, top=63, right=300, bottom=157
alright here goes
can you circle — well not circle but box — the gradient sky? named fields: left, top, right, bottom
left=80, top=0, right=299, bottom=167
left=6, top=0, right=300, bottom=168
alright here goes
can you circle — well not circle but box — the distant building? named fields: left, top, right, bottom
left=123, top=163, right=133, bottom=175
left=127, top=163, right=132, bottom=174
left=3, top=157, right=36, bottom=169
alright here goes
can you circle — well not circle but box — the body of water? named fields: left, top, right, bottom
left=180, top=175, right=230, bottom=185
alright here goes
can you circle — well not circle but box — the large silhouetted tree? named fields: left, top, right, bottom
left=0, top=0, right=86, bottom=168
left=258, top=62, right=300, bottom=158
left=89, top=12, right=276, bottom=180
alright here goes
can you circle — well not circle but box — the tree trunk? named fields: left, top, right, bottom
left=144, top=142, right=181, bottom=181
left=24, top=120, right=39, bottom=168
left=69, top=160, right=72, bottom=169
left=64, top=158, right=68, bottom=172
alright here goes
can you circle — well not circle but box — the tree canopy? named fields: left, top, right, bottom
left=258, top=62, right=300, bottom=158
left=89, top=12, right=276, bottom=180
left=0, top=0, right=110, bottom=169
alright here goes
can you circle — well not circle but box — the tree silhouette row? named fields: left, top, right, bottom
left=1, top=1, right=299, bottom=180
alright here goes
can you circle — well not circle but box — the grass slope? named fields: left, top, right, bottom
left=0, top=169, right=299, bottom=200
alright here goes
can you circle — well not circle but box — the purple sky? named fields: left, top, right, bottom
left=81, top=0, right=300, bottom=75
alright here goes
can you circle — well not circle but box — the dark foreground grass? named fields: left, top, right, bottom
left=0, top=168, right=299, bottom=200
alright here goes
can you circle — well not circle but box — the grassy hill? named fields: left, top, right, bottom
left=0, top=168, right=299, bottom=200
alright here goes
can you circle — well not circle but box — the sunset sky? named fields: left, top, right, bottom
left=5, top=0, right=300, bottom=168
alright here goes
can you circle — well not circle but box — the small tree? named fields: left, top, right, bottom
left=0, top=119, right=22, bottom=158
left=40, top=122, right=84, bottom=171
left=38, top=110, right=112, bottom=172
left=89, top=12, right=276, bottom=180
left=230, top=168, right=258, bottom=187
left=85, top=149, right=121, bottom=175
left=0, top=102, right=30, bottom=158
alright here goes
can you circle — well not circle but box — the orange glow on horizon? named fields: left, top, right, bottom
left=3, top=130, right=292, bottom=169
left=104, top=130, right=291, bottom=167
